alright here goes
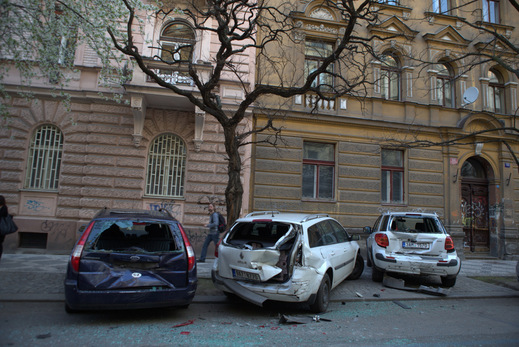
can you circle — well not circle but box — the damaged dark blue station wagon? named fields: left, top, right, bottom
left=64, top=209, right=197, bottom=312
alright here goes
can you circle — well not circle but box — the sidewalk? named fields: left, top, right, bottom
left=0, top=253, right=517, bottom=303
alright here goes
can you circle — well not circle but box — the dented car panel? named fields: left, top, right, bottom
left=212, top=212, right=362, bottom=311
left=64, top=209, right=197, bottom=311
left=365, top=212, right=461, bottom=286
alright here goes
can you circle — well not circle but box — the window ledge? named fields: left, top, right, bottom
left=301, top=198, right=337, bottom=203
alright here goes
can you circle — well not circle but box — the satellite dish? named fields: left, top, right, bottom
left=462, top=87, right=479, bottom=106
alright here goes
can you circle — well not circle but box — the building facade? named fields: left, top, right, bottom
left=0, top=3, right=253, bottom=255
left=251, top=0, right=519, bottom=259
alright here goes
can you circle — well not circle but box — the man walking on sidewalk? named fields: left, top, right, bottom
left=197, top=203, right=219, bottom=263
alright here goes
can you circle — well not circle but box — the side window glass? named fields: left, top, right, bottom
left=318, top=221, right=338, bottom=245
left=380, top=216, right=389, bottom=231
left=308, top=224, right=322, bottom=248
left=328, top=220, right=349, bottom=243
left=372, top=216, right=382, bottom=231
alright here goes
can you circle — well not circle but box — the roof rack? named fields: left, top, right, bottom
left=300, top=214, right=329, bottom=223
left=245, top=211, right=280, bottom=218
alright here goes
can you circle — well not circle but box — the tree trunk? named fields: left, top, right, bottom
left=223, top=124, right=243, bottom=227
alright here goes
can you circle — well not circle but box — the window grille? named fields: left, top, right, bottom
left=25, top=124, right=63, bottom=190
left=146, top=134, right=186, bottom=197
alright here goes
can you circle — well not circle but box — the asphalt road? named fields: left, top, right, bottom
left=1, top=297, right=519, bottom=346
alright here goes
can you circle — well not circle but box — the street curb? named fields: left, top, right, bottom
left=2, top=291, right=518, bottom=305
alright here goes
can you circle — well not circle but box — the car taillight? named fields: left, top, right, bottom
left=178, top=224, right=195, bottom=271
left=215, top=238, right=222, bottom=258
left=70, top=222, right=94, bottom=272
left=445, top=236, right=455, bottom=253
left=375, top=233, right=389, bottom=248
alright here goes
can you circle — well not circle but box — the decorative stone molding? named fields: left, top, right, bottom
left=131, top=95, right=147, bottom=147
left=309, top=8, right=333, bottom=20
left=193, top=107, right=205, bottom=152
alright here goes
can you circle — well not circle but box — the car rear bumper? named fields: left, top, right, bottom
left=212, top=268, right=317, bottom=304
left=372, top=250, right=461, bottom=276
left=64, top=279, right=197, bottom=310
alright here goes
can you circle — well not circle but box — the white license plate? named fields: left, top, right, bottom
left=402, top=241, right=430, bottom=249
left=232, top=269, right=261, bottom=281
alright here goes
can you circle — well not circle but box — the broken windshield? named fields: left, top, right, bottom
left=84, top=219, right=183, bottom=253
left=227, top=221, right=293, bottom=248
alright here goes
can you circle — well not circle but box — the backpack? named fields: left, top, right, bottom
left=217, top=213, right=227, bottom=233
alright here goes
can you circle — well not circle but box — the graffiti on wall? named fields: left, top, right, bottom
left=25, top=199, right=50, bottom=212
left=147, top=199, right=181, bottom=219
left=460, top=198, right=488, bottom=228
left=41, top=220, right=72, bottom=244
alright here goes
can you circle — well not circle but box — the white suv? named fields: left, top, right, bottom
left=364, top=212, right=461, bottom=287
left=212, top=211, right=363, bottom=312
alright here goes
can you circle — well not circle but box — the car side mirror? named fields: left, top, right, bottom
left=350, top=234, right=360, bottom=241
left=363, top=226, right=372, bottom=234
left=78, top=225, right=86, bottom=234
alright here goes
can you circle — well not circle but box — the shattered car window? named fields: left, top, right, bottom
left=388, top=216, right=443, bottom=234
left=227, top=221, right=292, bottom=248
left=83, top=219, right=183, bottom=253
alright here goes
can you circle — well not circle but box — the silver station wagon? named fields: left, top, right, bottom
left=212, top=211, right=364, bottom=312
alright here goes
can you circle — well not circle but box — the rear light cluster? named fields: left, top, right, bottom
left=70, top=222, right=95, bottom=272
left=178, top=224, right=196, bottom=271
left=214, top=238, right=222, bottom=258
left=375, top=233, right=389, bottom=248
left=445, top=236, right=455, bottom=253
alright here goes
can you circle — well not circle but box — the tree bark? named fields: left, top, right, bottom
left=223, top=123, right=243, bottom=227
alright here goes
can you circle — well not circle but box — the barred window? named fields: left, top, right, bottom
left=25, top=124, right=63, bottom=190
left=145, top=134, right=186, bottom=197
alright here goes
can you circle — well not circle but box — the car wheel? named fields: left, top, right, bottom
left=441, top=275, right=457, bottom=287
left=310, top=273, right=330, bottom=313
left=347, top=254, right=364, bottom=280
left=65, top=303, right=77, bottom=314
left=371, top=265, right=384, bottom=282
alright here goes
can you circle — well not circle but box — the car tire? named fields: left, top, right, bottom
left=441, top=275, right=457, bottom=287
left=371, top=265, right=384, bottom=282
left=65, top=303, right=77, bottom=314
left=347, top=254, right=364, bottom=280
left=310, top=273, right=330, bottom=313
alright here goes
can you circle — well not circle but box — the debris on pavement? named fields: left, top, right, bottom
left=392, top=300, right=411, bottom=309
left=278, top=314, right=332, bottom=325
left=173, top=319, right=196, bottom=328
left=383, top=275, right=449, bottom=296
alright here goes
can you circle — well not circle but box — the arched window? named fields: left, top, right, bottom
left=160, top=22, right=195, bottom=62
left=435, top=62, right=455, bottom=107
left=488, top=69, right=505, bottom=113
left=145, top=134, right=186, bottom=197
left=380, top=53, right=401, bottom=101
left=461, top=158, right=487, bottom=179
left=25, top=124, right=63, bottom=190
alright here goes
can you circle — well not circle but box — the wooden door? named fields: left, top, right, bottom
left=461, top=181, right=489, bottom=252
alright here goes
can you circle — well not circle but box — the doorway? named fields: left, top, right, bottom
left=460, top=157, right=490, bottom=253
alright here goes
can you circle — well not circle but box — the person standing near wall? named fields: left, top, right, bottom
left=197, top=203, right=220, bottom=263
